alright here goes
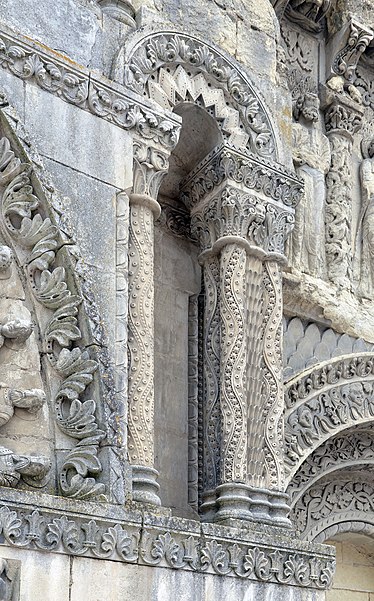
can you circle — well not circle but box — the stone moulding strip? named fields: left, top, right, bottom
left=0, top=499, right=335, bottom=589
left=0, top=25, right=181, bottom=149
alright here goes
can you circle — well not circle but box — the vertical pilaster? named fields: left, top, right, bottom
left=127, top=141, right=168, bottom=505
left=322, top=92, right=363, bottom=287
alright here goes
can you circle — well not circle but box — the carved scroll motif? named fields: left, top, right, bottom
left=0, top=132, right=104, bottom=500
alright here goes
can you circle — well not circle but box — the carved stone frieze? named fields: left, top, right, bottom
left=0, top=28, right=180, bottom=150
left=123, top=32, right=276, bottom=158
left=0, top=501, right=335, bottom=589
left=0, top=116, right=105, bottom=499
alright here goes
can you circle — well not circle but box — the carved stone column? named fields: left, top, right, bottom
left=127, top=140, right=168, bottom=505
left=321, top=17, right=372, bottom=287
left=183, top=146, right=301, bottom=525
left=321, top=89, right=363, bottom=287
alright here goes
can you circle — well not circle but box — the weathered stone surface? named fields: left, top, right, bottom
left=0, top=0, right=374, bottom=598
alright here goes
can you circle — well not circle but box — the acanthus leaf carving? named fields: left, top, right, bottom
left=0, top=119, right=105, bottom=499
left=124, top=33, right=276, bottom=158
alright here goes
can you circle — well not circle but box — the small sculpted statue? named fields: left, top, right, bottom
left=359, top=139, right=374, bottom=297
left=0, top=317, right=33, bottom=350
left=0, top=386, right=45, bottom=427
left=287, top=0, right=330, bottom=23
left=0, top=446, right=50, bottom=488
left=0, top=246, right=12, bottom=280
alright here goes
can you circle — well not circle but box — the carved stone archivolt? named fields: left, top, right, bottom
left=284, top=353, right=374, bottom=481
left=0, top=106, right=106, bottom=500
left=122, top=31, right=278, bottom=159
left=291, top=471, right=374, bottom=541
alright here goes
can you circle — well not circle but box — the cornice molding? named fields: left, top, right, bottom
left=0, top=25, right=181, bottom=150
left=0, top=491, right=335, bottom=589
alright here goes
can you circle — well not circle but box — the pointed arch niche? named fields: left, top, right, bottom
left=124, top=30, right=303, bottom=521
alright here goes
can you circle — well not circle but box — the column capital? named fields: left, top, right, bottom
left=320, top=85, right=364, bottom=138
left=190, top=184, right=294, bottom=263
left=132, top=139, right=170, bottom=201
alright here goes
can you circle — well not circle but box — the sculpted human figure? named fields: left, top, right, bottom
left=288, top=0, right=330, bottom=22
left=358, top=139, right=374, bottom=297
left=0, top=385, right=45, bottom=427
left=0, top=446, right=50, bottom=488
left=0, top=316, right=33, bottom=350
left=0, top=246, right=12, bottom=280
left=288, top=124, right=330, bottom=277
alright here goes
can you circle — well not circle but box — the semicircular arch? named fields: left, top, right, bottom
left=122, top=29, right=279, bottom=160
left=284, top=353, right=374, bottom=482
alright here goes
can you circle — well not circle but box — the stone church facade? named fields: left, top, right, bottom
left=0, top=0, right=372, bottom=598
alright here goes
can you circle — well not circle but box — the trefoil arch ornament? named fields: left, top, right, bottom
left=122, top=30, right=279, bottom=160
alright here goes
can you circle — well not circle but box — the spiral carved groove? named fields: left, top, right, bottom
left=128, top=202, right=155, bottom=467
left=220, top=244, right=247, bottom=483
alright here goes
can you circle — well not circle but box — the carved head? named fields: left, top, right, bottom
left=368, top=139, right=374, bottom=159
left=301, top=93, right=320, bottom=123
left=0, top=245, right=12, bottom=279
left=1, top=318, right=33, bottom=343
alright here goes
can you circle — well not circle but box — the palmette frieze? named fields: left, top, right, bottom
left=0, top=27, right=180, bottom=150
left=0, top=502, right=335, bottom=588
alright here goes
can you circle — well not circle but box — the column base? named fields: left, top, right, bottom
left=201, top=483, right=292, bottom=528
left=131, top=465, right=161, bottom=506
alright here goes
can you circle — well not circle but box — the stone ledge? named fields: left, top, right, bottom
left=0, top=22, right=181, bottom=150
left=0, top=488, right=335, bottom=589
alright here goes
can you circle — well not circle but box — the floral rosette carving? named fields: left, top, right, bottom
left=0, top=126, right=105, bottom=499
